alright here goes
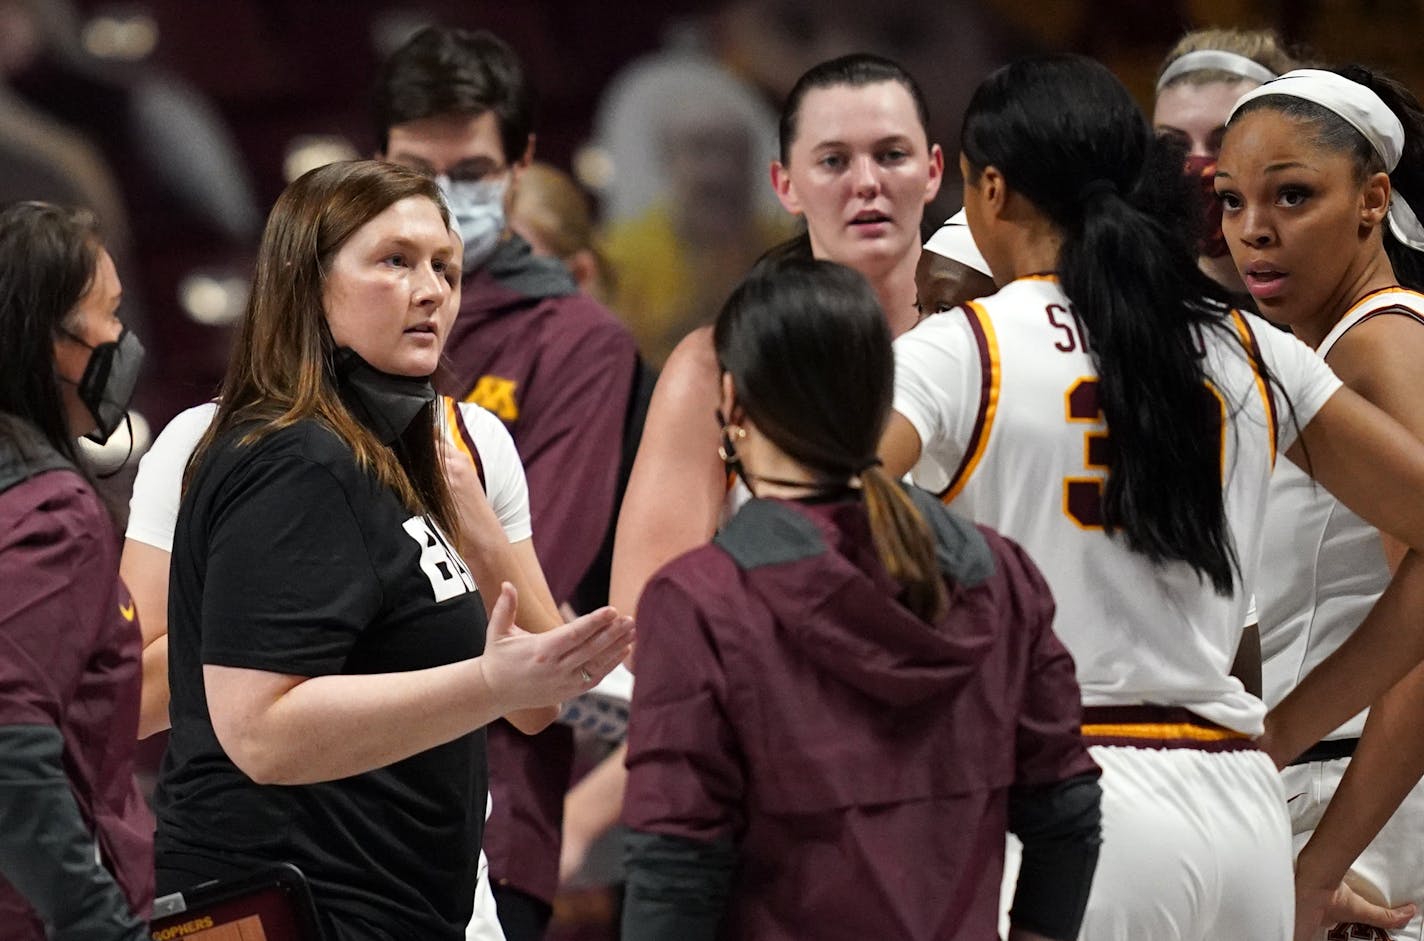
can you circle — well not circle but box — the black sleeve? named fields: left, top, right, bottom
left=202, top=453, right=382, bottom=675
left=0, top=724, right=147, bottom=941
left=1008, top=771, right=1103, bottom=941
left=622, top=830, right=737, bottom=941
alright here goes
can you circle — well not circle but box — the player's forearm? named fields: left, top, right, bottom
left=566, top=743, right=629, bottom=840
left=137, top=634, right=170, bottom=739
left=506, top=705, right=559, bottom=735
left=1263, top=550, right=1424, bottom=766
left=208, top=659, right=508, bottom=785
left=1295, top=660, right=1424, bottom=891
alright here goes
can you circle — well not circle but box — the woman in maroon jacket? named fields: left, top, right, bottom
left=0, top=201, right=150, bottom=940
left=621, top=258, right=1101, bottom=941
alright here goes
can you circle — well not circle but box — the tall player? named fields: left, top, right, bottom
left=1218, top=67, right=1424, bottom=938
left=612, top=53, right=943, bottom=622
left=879, top=54, right=1424, bottom=939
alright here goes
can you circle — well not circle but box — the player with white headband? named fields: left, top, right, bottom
left=915, top=208, right=997, bottom=318
left=1217, top=64, right=1424, bottom=940
left=1154, top=29, right=1298, bottom=299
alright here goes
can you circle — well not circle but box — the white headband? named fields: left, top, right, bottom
left=923, top=210, right=990, bottom=276
left=1230, top=69, right=1424, bottom=251
left=1157, top=50, right=1276, bottom=92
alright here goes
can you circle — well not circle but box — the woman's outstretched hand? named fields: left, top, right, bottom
left=477, top=583, right=635, bottom=714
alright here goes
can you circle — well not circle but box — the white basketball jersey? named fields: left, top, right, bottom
left=894, top=276, right=1341, bottom=734
left=1259, top=288, right=1424, bottom=739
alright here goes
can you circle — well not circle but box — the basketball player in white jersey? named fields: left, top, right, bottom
left=1219, top=67, right=1424, bottom=939
left=879, top=54, right=1424, bottom=940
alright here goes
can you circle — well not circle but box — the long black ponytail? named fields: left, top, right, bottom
left=963, top=54, right=1241, bottom=594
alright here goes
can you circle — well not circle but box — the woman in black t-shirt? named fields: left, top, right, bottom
left=154, top=160, right=633, bottom=940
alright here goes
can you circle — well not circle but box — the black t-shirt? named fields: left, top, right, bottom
left=155, top=420, right=488, bottom=940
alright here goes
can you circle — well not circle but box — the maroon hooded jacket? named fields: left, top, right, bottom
left=623, top=494, right=1098, bottom=940
left=0, top=426, right=153, bottom=939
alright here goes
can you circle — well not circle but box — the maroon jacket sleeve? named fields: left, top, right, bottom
left=996, top=537, right=1099, bottom=788
left=518, top=307, right=638, bottom=604
left=0, top=473, right=105, bottom=727
left=0, top=473, right=148, bottom=941
left=622, top=570, right=746, bottom=844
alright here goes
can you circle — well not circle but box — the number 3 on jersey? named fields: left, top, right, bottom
left=1063, top=377, right=1228, bottom=529
left=1064, top=378, right=1108, bottom=528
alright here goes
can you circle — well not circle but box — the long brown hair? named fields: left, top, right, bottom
left=714, top=258, right=946, bottom=621
left=187, top=160, right=458, bottom=536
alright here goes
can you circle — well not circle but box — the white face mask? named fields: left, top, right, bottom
left=437, top=174, right=508, bottom=272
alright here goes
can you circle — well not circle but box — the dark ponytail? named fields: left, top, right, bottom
left=715, top=258, right=947, bottom=620
left=860, top=465, right=945, bottom=621
left=963, top=55, right=1240, bottom=594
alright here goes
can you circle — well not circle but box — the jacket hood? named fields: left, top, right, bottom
left=714, top=494, right=997, bottom=707
left=0, top=415, right=72, bottom=497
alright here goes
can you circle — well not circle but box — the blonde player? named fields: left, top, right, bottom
left=880, top=54, right=1424, bottom=940
left=1153, top=28, right=1298, bottom=296
left=1220, top=66, right=1424, bottom=938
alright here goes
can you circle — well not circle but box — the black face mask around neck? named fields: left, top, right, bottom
left=332, top=347, right=436, bottom=444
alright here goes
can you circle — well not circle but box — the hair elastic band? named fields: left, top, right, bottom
left=923, top=209, right=991, bottom=276
left=1157, top=50, right=1276, bottom=92
left=1230, top=69, right=1424, bottom=252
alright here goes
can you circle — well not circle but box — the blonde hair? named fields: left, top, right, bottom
left=1158, top=28, right=1301, bottom=90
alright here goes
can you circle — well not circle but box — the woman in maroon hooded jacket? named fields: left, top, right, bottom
left=0, top=201, right=150, bottom=940
left=621, top=258, right=1101, bottom=941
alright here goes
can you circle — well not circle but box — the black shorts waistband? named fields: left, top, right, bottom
left=1287, top=737, right=1360, bottom=767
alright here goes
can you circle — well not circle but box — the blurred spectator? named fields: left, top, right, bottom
left=0, top=1, right=129, bottom=265
left=7, top=0, right=260, bottom=245
left=594, top=50, right=789, bottom=367
left=712, top=0, right=1026, bottom=206
left=510, top=161, right=612, bottom=301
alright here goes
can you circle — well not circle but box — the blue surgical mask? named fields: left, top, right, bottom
left=437, top=174, right=507, bottom=272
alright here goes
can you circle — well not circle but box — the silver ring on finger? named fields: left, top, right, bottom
left=578, top=666, right=593, bottom=684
